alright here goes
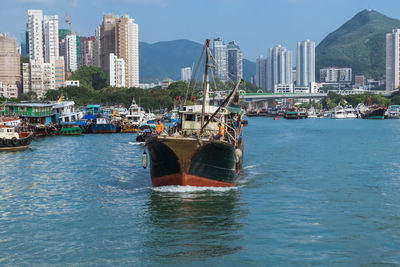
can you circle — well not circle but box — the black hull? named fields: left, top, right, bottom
left=362, top=108, right=386, bottom=119
left=146, top=138, right=241, bottom=186
left=0, top=134, right=33, bottom=151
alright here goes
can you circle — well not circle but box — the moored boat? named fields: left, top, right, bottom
left=0, top=126, right=34, bottom=151
left=361, top=105, right=386, bottom=119
left=55, top=125, right=83, bottom=136
left=89, top=117, right=119, bottom=133
left=284, top=108, right=299, bottom=119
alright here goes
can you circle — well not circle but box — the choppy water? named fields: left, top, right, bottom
left=1, top=118, right=400, bottom=265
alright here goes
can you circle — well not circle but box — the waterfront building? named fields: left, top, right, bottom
left=109, top=53, right=126, bottom=87
left=65, top=34, right=77, bottom=72
left=0, top=33, right=21, bottom=91
left=100, top=14, right=139, bottom=87
left=267, top=45, right=293, bottom=93
left=255, top=55, right=267, bottom=90
left=296, top=40, right=315, bottom=87
left=227, top=41, right=243, bottom=82
left=212, top=38, right=228, bottom=81
left=79, top=36, right=96, bottom=67
left=320, top=67, right=352, bottom=83
left=27, top=9, right=43, bottom=60
left=44, top=15, right=59, bottom=63
left=386, top=29, right=400, bottom=91
left=181, top=67, right=192, bottom=82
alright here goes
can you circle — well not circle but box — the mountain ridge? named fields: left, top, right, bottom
left=316, top=9, right=400, bottom=79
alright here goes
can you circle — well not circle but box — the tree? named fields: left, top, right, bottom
left=70, top=66, right=109, bottom=90
left=45, top=89, right=60, bottom=101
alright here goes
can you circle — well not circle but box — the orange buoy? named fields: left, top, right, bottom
left=274, top=117, right=277, bottom=120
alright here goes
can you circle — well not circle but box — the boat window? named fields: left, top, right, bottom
left=186, top=114, right=195, bottom=121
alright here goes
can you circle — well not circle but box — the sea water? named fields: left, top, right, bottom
left=1, top=118, right=400, bottom=265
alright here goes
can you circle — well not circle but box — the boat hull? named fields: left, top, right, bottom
left=0, top=145, right=30, bottom=151
left=146, top=136, right=241, bottom=187
left=89, top=124, right=119, bottom=133
left=152, top=172, right=235, bottom=187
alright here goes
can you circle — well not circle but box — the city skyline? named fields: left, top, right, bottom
left=3, top=0, right=400, bottom=60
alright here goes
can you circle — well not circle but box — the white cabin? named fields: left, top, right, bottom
left=180, top=105, right=228, bottom=136
left=0, top=127, right=19, bottom=139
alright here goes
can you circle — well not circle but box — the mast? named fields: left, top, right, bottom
left=200, top=39, right=210, bottom=132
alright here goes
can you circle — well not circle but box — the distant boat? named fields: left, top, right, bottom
left=329, top=106, right=347, bottom=119
left=0, top=126, right=34, bottom=151
left=361, top=105, right=386, bottom=120
left=55, top=125, right=83, bottom=136
left=387, top=105, right=400, bottom=119
left=284, top=108, right=299, bottom=119
left=126, top=98, right=147, bottom=127
left=89, top=117, right=119, bottom=133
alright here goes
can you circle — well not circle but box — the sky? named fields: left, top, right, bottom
left=1, top=0, right=400, bottom=60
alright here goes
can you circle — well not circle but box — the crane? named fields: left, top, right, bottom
left=65, top=0, right=74, bottom=34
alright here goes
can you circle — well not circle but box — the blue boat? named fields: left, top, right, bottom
left=89, top=117, right=120, bottom=133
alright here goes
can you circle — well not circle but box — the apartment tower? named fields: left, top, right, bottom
left=27, top=10, right=43, bottom=60
left=296, top=40, right=315, bottom=87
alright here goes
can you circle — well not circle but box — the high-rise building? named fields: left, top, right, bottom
left=93, top=26, right=101, bottom=68
left=296, top=40, right=315, bottom=87
left=386, top=29, right=400, bottom=91
left=44, top=15, right=59, bottom=63
left=181, top=67, right=192, bottom=82
left=79, top=36, right=96, bottom=67
left=100, top=14, right=139, bottom=87
left=109, top=53, right=126, bottom=87
left=0, top=33, right=21, bottom=91
left=227, top=41, right=243, bottom=82
left=213, top=38, right=228, bottom=81
left=65, top=34, right=77, bottom=72
left=267, top=45, right=293, bottom=93
left=27, top=9, right=43, bottom=60
left=255, top=56, right=267, bottom=90
left=20, top=29, right=28, bottom=57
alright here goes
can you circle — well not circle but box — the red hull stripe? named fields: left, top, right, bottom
left=152, top=172, right=235, bottom=187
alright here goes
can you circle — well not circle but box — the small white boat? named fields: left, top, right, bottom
left=344, top=105, right=357, bottom=119
left=329, top=106, right=347, bottom=119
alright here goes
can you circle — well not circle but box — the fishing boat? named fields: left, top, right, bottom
left=89, top=117, right=119, bottom=133
left=144, top=39, right=245, bottom=187
left=361, top=105, right=386, bottom=120
left=136, top=124, right=156, bottom=142
left=0, top=126, right=34, bottom=151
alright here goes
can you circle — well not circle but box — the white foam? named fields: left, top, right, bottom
left=151, top=185, right=237, bottom=193
left=243, top=165, right=257, bottom=170
left=128, top=142, right=144, bottom=145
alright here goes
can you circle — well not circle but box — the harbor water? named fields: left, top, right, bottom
left=1, top=118, right=400, bottom=265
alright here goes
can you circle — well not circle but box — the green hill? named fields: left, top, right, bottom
left=316, top=9, right=400, bottom=80
left=139, top=39, right=255, bottom=83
